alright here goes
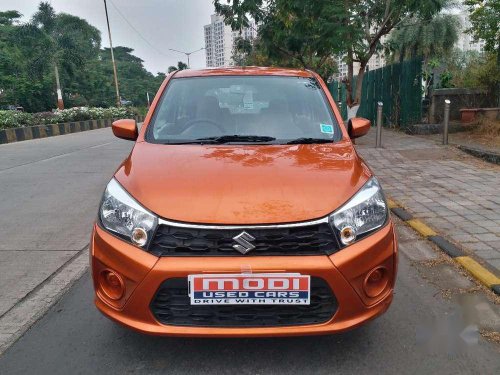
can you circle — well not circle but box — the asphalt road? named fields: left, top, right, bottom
left=0, top=129, right=133, bottom=316
left=1, top=254, right=499, bottom=375
left=0, top=129, right=499, bottom=374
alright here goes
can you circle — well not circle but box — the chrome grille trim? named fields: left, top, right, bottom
left=157, top=216, right=330, bottom=230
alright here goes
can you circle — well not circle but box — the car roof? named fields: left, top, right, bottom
left=172, top=66, right=314, bottom=78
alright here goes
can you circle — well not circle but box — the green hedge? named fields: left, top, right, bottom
left=0, top=107, right=139, bottom=130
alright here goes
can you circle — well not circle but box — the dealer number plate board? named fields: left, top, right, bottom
left=188, top=273, right=310, bottom=305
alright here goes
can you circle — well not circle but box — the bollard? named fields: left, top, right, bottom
left=376, top=102, right=383, bottom=148
left=443, top=99, right=451, bottom=145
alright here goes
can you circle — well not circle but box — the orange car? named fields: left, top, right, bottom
left=91, top=67, right=397, bottom=337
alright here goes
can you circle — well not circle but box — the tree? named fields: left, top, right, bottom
left=465, top=0, right=500, bottom=55
left=216, top=0, right=346, bottom=81
left=448, top=51, right=500, bottom=93
left=31, top=2, right=101, bottom=109
left=387, top=14, right=460, bottom=63
left=464, top=0, right=500, bottom=108
left=214, top=0, right=449, bottom=112
left=0, top=10, right=21, bottom=25
left=97, top=47, right=163, bottom=107
left=50, top=46, right=165, bottom=108
left=0, top=4, right=172, bottom=111
left=387, top=14, right=460, bottom=96
left=0, top=10, right=54, bottom=111
left=167, top=61, right=188, bottom=73
left=232, top=36, right=338, bottom=82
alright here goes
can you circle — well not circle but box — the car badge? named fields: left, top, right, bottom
left=232, top=231, right=256, bottom=254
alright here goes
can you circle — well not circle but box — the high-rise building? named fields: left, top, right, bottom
left=335, top=50, right=386, bottom=80
left=456, top=10, right=485, bottom=52
left=204, top=14, right=256, bottom=67
left=333, top=33, right=388, bottom=80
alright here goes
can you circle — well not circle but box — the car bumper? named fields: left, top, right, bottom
left=90, top=221, right=397, bottom=337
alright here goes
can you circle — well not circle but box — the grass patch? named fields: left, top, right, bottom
left=471, top=115, right=500, bottom=137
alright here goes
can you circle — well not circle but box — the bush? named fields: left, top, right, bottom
left=0, top=111, right=37, bottom=129
left=32, top=112, right=57, bottom=125
left=471, top=116, right=500, bottom=138
left=0, top=106, right=138, bottom=130
left=130, top=106, right=148, bottom=117
left=449, top=52, right=500, bottom=95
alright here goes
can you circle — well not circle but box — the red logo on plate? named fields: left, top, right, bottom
left=193, top=275, right=309, bottom=291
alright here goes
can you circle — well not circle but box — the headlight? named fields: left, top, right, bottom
left=99, top=179, right=158, bottom=248
left=330, top=177, right=388, bottom=246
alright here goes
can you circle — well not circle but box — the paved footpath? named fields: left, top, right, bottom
left=356, top=129, right=500, bottom=274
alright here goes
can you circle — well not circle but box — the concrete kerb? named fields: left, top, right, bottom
left=0, top=248, right=90, bottom=355
left=457, top=145, right=500, bottom=165
left=428, top=236, right=464, bottom=258
left=0, top=115, right=145, bottom=145
left=390, top=207, right=413, bottom=221
left=389, top=199, right=500, bottom=295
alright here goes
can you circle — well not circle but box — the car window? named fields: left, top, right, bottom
left=146, top=76, right=341, bottom=144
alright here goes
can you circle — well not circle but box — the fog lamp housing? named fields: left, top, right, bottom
left=363, top=267, right=389, bottom=298
left=99, top=269, right=125, bottom=300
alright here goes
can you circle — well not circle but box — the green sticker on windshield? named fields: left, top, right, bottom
left=320, top=124, right=334, bottom=135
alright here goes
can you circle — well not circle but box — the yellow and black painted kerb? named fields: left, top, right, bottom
left=389, top=199, right=500, bottom=295
left=0, top=116, right=145, bottom=145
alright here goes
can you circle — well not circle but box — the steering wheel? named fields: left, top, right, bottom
left=180, top=118, right=225, bottom=133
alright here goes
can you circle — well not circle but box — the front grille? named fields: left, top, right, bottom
left=151, top=277, right=338, bottom=327
left=148, top=222, right=339, bottom=256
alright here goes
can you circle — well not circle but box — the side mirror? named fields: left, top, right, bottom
left=112, top=119, right=138, bottom=141
left=348, top=117, right=371, bottom=139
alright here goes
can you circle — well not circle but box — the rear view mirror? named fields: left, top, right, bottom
left=348, top=117, right=371, bottom=139
left=112, top=119, right=138, bottom=141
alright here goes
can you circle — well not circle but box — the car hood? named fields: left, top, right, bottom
left=114, top=141, right=371, bottom=224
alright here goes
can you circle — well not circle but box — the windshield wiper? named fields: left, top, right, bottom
left=286, top=137, right=333, bottom=145
left=195, top=135, right=276, bottom=144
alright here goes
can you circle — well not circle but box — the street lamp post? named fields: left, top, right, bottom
left=443, top=99, right=451, bottom=145
left=376, top=102, right=383, bottom=148
left=168, top=47, right=205, bottom=69
left=103, top=0, right=121, bottom=107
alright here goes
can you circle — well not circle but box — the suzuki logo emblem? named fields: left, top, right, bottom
left=232, top=231, right=256, bottom=254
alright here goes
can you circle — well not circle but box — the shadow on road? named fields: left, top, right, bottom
left=108, top=317, right=370, bottom=371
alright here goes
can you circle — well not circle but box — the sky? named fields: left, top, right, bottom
left=1, top=0, right=215, bottom=74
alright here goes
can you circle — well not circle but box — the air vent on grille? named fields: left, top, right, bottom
left=148, top=223, right=339, bottom=256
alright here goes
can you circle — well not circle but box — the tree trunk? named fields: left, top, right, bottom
left=346, top=48, right=354, bottom=107
left=353, top=63, right=367, bottom=106
left=345, top=62, right=367, bottom=119
left=422, top=57, right=431, bottom=99
left=54, top=63, right=64, bottom=110
left=497, top=44, right=500, bottom=119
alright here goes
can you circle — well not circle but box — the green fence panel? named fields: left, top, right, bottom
left=328, top=81, right=339, bottom=101
left=328, top=58, right=423, bottom=128
left=340, top=83, right=348, bottom=120
left=400, top=59, right=423, bottom=126
left=391, top=62, right=402, bottom=125
left=360, top=74, right=368, bottom=120
left=382, top=65, right=392, bottom=125
left=366, top=73, right=375, bottom=122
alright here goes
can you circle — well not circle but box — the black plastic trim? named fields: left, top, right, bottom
left=150, top=277, right=338, bottom=327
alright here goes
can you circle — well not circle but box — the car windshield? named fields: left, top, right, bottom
left=146, top=76, right=341, bottom=144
